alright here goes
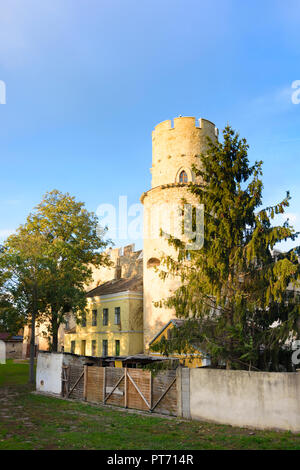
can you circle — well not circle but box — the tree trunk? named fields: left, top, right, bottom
left=51, top=309, right=59, bottom=352
left=29, top=311, right=36, bottom=384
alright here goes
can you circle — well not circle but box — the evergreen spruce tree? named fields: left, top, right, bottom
left=151, top=126, right=300, bottom=371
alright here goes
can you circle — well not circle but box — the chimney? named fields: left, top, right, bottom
left=115, top=258, right=122, bottom=280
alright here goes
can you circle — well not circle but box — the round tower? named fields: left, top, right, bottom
left=141, top=116, right=218, bottom=351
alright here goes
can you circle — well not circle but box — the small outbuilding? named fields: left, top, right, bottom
left=0, top=333, right=24, bottom=360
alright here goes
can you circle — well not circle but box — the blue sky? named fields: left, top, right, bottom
left=0, top=0, right=299, bottom=251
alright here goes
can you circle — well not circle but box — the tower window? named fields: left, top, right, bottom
left=179, top=170, right=188, bottom=183
left=147, top=258, right=160, bottom=268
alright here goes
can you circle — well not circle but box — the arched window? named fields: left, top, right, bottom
left=179, top=170, right=188, bottom=183
left=147, top=258, right=160, bottom=268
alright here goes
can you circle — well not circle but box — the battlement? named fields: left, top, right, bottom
left=150, top=115, right=218, bottom=189
left=153, top=116, right=218, bottom=137
left=108, top=243, right=138, bottom=260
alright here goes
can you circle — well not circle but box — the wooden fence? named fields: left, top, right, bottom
left=62, top=365, right=177, bottom=416
left=62, top=363, right=85, bottom=400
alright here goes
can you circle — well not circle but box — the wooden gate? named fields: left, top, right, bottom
left=61, top=364, right=85, bottom=399
left=83, top=366, right=177, bottom=415
left=151, top=369, right=177, bottom=415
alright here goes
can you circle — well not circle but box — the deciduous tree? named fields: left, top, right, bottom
left=1, top=190, right=111, bottom=382
left=23, top=189, right=111, bottom=352
left=0, top=234, right=50, bottom=382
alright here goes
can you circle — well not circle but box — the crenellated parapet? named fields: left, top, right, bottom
left=152, top=116, right=218, bottom=136
left=151, top=116, right=218, bottom=188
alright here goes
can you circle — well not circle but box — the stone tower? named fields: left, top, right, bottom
left=141, top=116, right=218, bottom=350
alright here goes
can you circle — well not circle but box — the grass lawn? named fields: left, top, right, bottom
left=1, top=359, right=300, bottom=450
left=0, top=359, right=34, bottom=386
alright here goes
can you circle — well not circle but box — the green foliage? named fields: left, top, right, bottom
left=150, top=320, right=205, bottom=360
left=0, top=233, right=51, bottom=331
left=0, top=249, right=24, bottom=333
left=0, top=190, right=112, bottom=350
left=0, top=298, right=24, bottom=334
left=153, top=126, right=300, bottom=371
left=143, top=359, right=179, bottom=376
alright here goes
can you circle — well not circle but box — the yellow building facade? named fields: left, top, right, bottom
left=64, top=276, right=143, bottom=357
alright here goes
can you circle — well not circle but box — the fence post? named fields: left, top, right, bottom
left=181, top=367, right=191, bottom=419
left=61, top=365, right=69, bottom=397
left=150, top=371, right=153, bottom=410
left=176, top=367, right=182, bottom=417
left=124, top=367, right=128, bottom=408
left=103, top=367, right=106, bottom=404
left=83, top=365, right=88, bottom=401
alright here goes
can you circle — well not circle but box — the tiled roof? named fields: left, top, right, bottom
left=64, top=327, right=76, bottom=334
left=0, top=332, right=10, bottom=341
left=0, top=333, right=23, bottom=342
left=86, top=276, right=143, bottom=298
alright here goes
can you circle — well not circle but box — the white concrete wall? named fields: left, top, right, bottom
left=6, top=341, right=23, bottom=359
left=183, top=368, right=300, bottom=432
left=36, top=352, right=63, bottom=395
